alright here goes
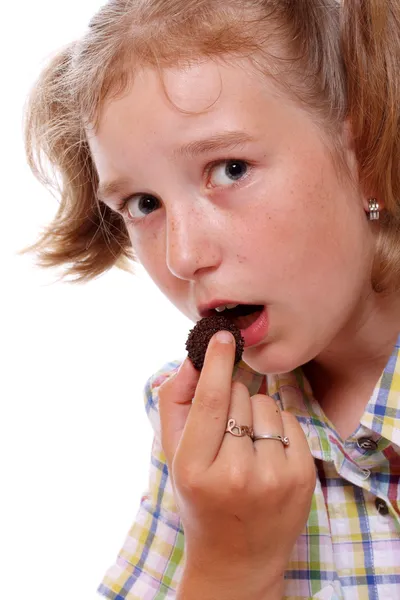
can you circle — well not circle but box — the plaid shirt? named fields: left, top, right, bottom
left=98, top=336, right=400, bottom=599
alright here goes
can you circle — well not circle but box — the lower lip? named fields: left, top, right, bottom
left=240, top=307, right=268, bottom=348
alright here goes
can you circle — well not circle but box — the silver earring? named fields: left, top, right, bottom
left=368, top=199, right=380, bottom=221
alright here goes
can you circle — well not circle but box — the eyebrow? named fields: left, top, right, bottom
left=97, top=177, right=132, bottom=203
left=173, top=131, right=255, bottom=159
left=96, top=131, right=255, bottom=202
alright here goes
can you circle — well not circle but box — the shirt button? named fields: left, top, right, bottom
left=357, top=437, right=378, bottom=451
left=375, top=498, right=389, bottom=515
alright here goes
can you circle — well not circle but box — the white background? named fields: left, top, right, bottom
left=1, top=2, right=192, bottom=598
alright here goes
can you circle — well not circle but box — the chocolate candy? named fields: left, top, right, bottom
left=185, top=314, right=245, bottom=371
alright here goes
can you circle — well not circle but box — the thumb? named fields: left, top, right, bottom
left=158, top=357, right=200, bottom=467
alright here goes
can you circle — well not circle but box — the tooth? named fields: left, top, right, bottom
left=214, top=303, right=239, bottom=313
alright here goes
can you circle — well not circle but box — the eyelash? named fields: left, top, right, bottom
left=116, top=158, right=253, bottom=224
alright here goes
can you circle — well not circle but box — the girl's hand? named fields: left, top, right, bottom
left=158, top=331, right=316, bottom=589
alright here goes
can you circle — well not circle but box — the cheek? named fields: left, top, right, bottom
left=129, top=226, right=180, bottom=296
left=246, top=169, right=366, bottom=290
left=129, top=227, right=163, bottom=276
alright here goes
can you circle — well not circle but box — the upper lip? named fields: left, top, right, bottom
left=197, top=299, right=260, bottom=319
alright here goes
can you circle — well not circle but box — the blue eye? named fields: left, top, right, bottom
left=208, top=160, right=248, bottom=187
left=122, top=194, right=161, bottom=220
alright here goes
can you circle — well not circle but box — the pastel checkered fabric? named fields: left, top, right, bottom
left=97, top=337, right=400, bottom=599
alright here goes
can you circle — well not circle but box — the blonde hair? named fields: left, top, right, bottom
left=23, top=0, right=400, bottom=291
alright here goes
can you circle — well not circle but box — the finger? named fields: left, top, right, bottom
left=251, top=395, right=286, bottom=462
left=158, top=357, right=200, bottom=468
left=280, top=411, right=314, bottom=467
left=280, top=411, right=316, bottom=494
left=175, top=330, right=236, bottom=471
left=217, top=381, right=254, bottom=466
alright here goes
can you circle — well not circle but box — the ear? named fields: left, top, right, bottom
left=340, top=119, right=384, bottom=213
left=340, top=118, right=358, bottom=171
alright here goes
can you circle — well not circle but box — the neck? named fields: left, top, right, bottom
left=302, top=288, right=400, bottom=435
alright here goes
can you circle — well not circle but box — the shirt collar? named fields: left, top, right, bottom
left=360, top=333, right=400, bottom=446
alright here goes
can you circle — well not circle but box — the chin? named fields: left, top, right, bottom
left=242, top=341, right=307, bottom=375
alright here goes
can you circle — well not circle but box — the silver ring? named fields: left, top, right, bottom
left=252, top=434, right=290, bottom=447
left=225, top=419, right=289, bottom=446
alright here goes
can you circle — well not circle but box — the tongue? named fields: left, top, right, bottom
left=232, top=308, right=263, bottom=330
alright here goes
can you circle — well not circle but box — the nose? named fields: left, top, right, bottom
left=165, top=206, right=221, bottom=280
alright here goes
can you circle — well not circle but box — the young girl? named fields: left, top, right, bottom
left=23, top=1, right=400, bottom=598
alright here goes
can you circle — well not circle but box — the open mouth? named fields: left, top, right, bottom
left=216, top=304, right=264, bottom=330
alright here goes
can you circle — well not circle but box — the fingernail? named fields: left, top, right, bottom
left=215, top=330, right=234, bottom=344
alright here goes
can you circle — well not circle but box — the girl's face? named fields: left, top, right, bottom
left=88, top=59, right=376, bottom=374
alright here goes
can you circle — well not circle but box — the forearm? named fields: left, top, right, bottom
left=176, top=564, right=284, bottom=600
